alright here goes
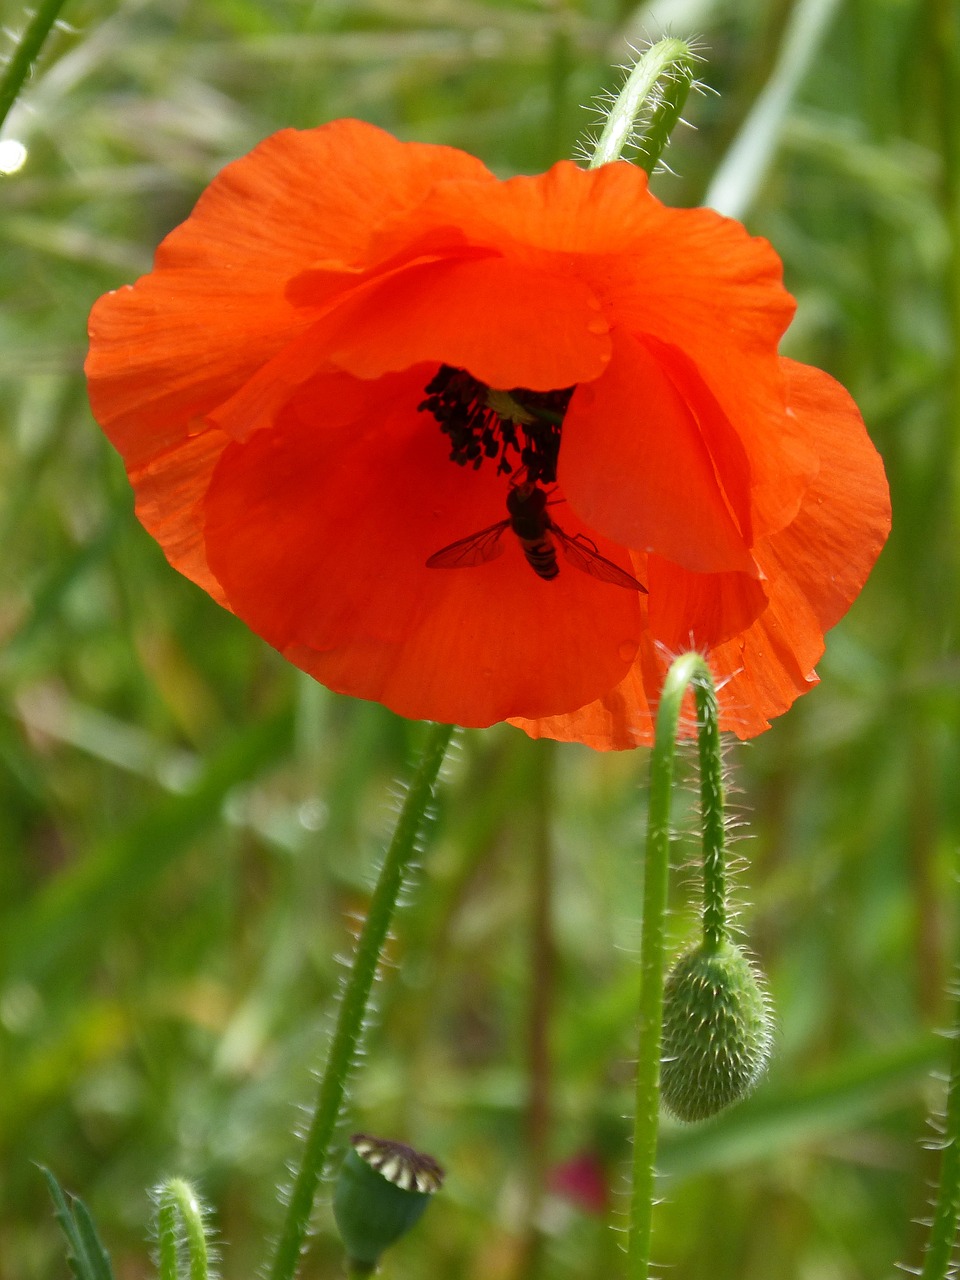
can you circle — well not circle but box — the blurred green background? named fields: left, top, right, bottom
left=2, top=0, right=958, bottom=1276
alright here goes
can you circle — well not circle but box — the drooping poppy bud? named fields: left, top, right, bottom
left=333, top=1134, right=444, bottom=1274
left=660, top=940, right=773, bottom=1122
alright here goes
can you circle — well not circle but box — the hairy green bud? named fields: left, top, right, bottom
left=660, top=940, right=773, bottom=1123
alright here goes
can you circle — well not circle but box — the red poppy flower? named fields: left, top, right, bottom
left=86, top=118, right=890, bottom=750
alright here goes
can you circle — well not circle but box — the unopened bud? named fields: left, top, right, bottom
left=660, top=940, right=773, bottom=1123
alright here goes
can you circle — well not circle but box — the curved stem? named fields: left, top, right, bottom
left=267, top=721, right=455, bottom=1280
left=627, top=652, right=724, bottom=1280
left=588, top=38, right=699, bottom=172
left=155, top=1179, right=209, bottom=1280
left=0, top=0, right=72, bottom=132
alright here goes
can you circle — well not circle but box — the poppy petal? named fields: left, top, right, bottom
left=129, top=430, right=231, bottom=605
left=515, top=357, right=890, bottom=749
left=86, top=120, right=494, bottom=468
left=510, top=618, right=811, bottom=749
left=580, top=194, right=810, bottom=539
left=645, top=559, right=769, bottom=651
left=208, top=256, right=611, bottom=443
left=558, top=329, right=757, bottom=574
left=125, top=368, right=407, bottom=593
left=316, top=255, right=612, bottom=391
left=379, top=159, right=813, bottom=549
left=759, top=358, right=891, bottom=632
left=509, top=637, right=661, bottom=750
left=201, top=370, right=643, bottom=727
left=350, top=157, right=812, bottom=543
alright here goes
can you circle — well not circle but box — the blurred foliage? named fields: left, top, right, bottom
left=1, top=0, right=958, bottom=1277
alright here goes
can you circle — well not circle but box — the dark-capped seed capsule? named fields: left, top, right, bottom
left=333, top=1134, right=444, bottom=1273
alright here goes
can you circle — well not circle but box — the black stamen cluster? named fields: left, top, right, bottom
left=419, top=365, right=573, bottom=487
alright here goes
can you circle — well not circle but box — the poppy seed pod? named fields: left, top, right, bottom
left=660, top=940, right=773, bottom=1123
left=333, top=1134, right=444, bottom=1273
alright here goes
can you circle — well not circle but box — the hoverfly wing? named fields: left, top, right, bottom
left=426, top=520, right=510, bottom=569
left=553, top=525, right=647, bottom=592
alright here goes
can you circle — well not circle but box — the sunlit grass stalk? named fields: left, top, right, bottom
left=926, top=0, right=960, bottom=576
left=267, top=721, right=454, bottom=1280
left=627, top=652, right=724, bottom=1279
left=588, top=38, right=699, bottom=173
left=0, top=0, right=72, bottom=131
left=155, top=1179, right=210, bottom=1280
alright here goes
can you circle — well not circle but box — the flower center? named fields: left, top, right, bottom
left=420, top=364, right=573, bottom=487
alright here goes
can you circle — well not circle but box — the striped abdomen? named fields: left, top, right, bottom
left=519, top=535, right=559, bottom=580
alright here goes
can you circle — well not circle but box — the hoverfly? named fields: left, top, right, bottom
left=426, top=481, right=647, bottom=592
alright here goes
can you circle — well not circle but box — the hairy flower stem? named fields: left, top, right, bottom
left=627, top=652, right=726, bottom=1279
left=589, top=38, right=699, bottom=173
left=267, top=721, right=455, bottom=1280
left=919, top=970, right=960, bottom=1278
left=516, top=739, right=556, bottom=1280
left=696, top=675, right=728, bottom=954
left=155, top=1179, right=210, bottom=1280
left=0, top=0, right=72, bottom=131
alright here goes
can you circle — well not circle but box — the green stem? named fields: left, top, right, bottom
left=0, top=0, right=72, bottom=132
left=588, top=38, right=699, bottom=173
left=155, top=1179, right=209, bottom=1280
left=267, top=721, right=455, bottom=1280
left=694, top=679, right=727, bottom=953
left=627, top=652, right=723, bottom=1280
left=919, top=981, right=960, bottom=1276
left=926, top=0, right=960, bottom=622
left=515, top=739, right=555, bottom=1280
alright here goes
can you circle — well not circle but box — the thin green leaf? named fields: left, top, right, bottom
left=40, top=1166, right=116, bottom=1280
left=70, top=1199, right=116, bottom=1280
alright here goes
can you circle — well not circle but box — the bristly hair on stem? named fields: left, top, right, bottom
left=915, top=958, right=960, bottom=1280
left=627, top=652, right=772, bottom=1274
left=674, top=721, right=751, bottom=945
left=265, top=722, right=455, bottom=1280
left=579, top=36, right=708, bottom=174
left=153, top=1179, right=217, bottom=1280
